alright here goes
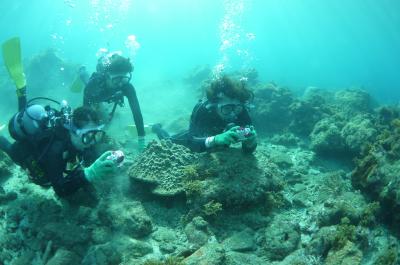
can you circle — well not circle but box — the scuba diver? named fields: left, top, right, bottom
left=81, top=52, right=146, bottom=150
left=0, top=37, right=118, bottom=197
left=152, top=76, right=258, bottom=153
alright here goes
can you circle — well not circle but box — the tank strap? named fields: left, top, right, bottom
left=16, top=111, right=30, bottom=137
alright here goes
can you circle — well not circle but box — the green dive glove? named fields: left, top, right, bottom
left=214, top=126, right=241, bottom=146
left=84, top=151, right=117, bottom=183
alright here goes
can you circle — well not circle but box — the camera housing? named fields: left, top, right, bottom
left=107, top=150, right=125, bottom=164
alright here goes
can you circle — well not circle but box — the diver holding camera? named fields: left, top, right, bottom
left=152, top=76, right=257, bottom=153
left=0, top=37, right=122, bottom=197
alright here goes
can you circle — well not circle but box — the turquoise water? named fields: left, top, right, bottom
left=1, top=2, right=400, bottom=263
left=1, top=0, right=400, bottom=105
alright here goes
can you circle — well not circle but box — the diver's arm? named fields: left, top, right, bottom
left=180, top=134, right=208, bottom=152
left=125, top=84, right=145, bottom=137
left=51, top=168, right=89, bottom=197
left=167, top=130, right=209, bottom=152
left=185, top=103, right=210, bottom=152
left=83, top=73, right=103, bottom=106
left=44, top=147, right=89, bottom=197
left=83, top=81, right=92, bottom=106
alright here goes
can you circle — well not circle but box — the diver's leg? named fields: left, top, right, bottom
left=0, top=137, right=29, bottom=167
left=152, top=123, right=171, bottom=140
left=169, top=131, right=190, bottom=146
left=151, top=124, right=192, bottom=147
left=17, top=87, right=27, bottom=111
left=0, top=136, right=12, bottom=156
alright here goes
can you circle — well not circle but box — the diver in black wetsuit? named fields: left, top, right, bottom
left=0, top=37, right=118, bottom=197
left=0, top=95, right=119, bottom=197
left=152, top=76, right=258, bottom=153
left=82, top=53, right=146, bottom=150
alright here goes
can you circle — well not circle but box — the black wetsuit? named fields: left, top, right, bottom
left=0, top=90, right=90, bottom=197
left=83, top=73, right=145, bottom=137
left=155, top=100, right=257, bottom=153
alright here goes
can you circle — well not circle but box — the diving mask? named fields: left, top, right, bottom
left=73, top=125, right=105, bottom=145
left=219, top=103, right=244, bottom=116
left=109, top=72, right=132, bottom=87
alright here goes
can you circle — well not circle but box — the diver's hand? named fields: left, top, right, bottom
left=242, top=127, right=257, bottom=148
left=138, top=136, right=146, bottom=152
left=84, top=151, right=117, bottom=182
left=214, top=126, right=241, bottom=146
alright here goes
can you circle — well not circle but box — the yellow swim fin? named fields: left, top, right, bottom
left=70, top=75, right=84, bottom=93
left=2, top=37, right=26, bottom=89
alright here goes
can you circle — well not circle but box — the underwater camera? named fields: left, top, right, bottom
left=107, top=150, right=125, bottom=165
left=235, top=126, right=253, bottom=141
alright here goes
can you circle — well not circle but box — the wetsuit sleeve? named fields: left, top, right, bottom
left=124, top=84, right=145, bottom=137
left=167, top=103, right=207, bottom=152
left=43, top=141, right=89, bottom=197
left=83, top=79, right=94, bottom=106
left=184, top=103, right=209, bottom=152
left=83, top=73, right=105, bottom=106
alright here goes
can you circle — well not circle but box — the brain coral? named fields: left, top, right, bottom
left=129, top=140, right=198, bottom=196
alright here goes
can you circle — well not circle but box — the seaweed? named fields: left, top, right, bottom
left=202, top=200, right=223, bottom=216
left=184, top=180, right=203, bottom=197
left=333, top=217, right=356, bottom=250
left=360, top=202, right=380, bottom=227
left=182, top=164, right=199, bottom=179
left=264, top=191, right=286, bottom=212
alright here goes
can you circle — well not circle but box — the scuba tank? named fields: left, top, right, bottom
left=8, top=97, right=72, bottom=141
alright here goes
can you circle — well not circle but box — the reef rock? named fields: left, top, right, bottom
left=252, top=83, right=294, bottom=134
left=222, top=229, right=255, bottom=252
left=82, top=236, right=152, bottom=265
left=288, top=99, right=329, bottom=137
left=183, top=242, right=225, bottom=265
left=259, top=216, right=301, bottom=261
left=0, top=154, right=14, bottom=179
left=310, top=117, right=346, bottom=155
left=333, top=88, right=373, bottom=119
left=303, top=86, right=334, bottom=105
left=184, top=216, right=214, bottom=249
left=325, top=241, right=363, bottom=265
left=129, top=140, right=198, bottom=196
left=351, top=125, right=400, bottom=227
left=98, top=200, right=153, bottom=238
left=152, top=226, right=188, bottom=254
left=341, top=114, right=378, bottom=155
left=187, top=148, right=282, bottom=210
left=46, top=249, right=81, bottom=265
